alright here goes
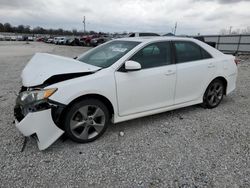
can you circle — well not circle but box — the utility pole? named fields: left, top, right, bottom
left=83, top=16, right=86, bottom=34
left=229, top=26, right=232, bottom=34
left=174, top=22, right=177, bottom=35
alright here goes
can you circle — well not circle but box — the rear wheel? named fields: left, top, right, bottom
left=202, top=79, right=224, bottom=108
left=64, top=99, right=109, bottom=143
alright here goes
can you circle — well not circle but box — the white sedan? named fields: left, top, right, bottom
left=14, top=37, right=238, bottom=150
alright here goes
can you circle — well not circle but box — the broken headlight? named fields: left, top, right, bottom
left=17, top=88, right=57, bottom=105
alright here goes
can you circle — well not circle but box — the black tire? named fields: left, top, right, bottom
left=202, top=79, right=225, bottom=109
left=63, top=99, right=110, bottom=143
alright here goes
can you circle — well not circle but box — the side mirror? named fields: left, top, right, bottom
left=125, top=60, right=141, bottom=71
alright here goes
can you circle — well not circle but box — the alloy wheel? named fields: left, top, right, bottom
left=206, top=82, right=223, bottom=107
left=70, top=105, right=106, bottom=140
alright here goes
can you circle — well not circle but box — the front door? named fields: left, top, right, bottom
left=115, top=41, right=177, bottom=116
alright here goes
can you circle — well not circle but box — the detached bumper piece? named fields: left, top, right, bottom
left=15, top=109, right=64, bottom=150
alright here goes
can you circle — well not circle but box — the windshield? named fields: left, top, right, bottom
left=78, top=40, right=140, bottom=68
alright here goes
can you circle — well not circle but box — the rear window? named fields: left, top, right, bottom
left=174, top=41, right=212, bottom=63
left=201, top=47, right=212, bottom=59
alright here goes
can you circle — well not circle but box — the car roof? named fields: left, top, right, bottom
left=114, top=36, right=224, bottom=57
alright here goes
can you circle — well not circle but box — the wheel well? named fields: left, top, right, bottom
left=211, top=76, right=227, bottom=95
left=63, top=94, right=114, bottom=119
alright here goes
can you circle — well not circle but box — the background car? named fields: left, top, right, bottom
left=80, top=35, right=99, bottom=46
left=0, top=35, right=4, bottom=41
left=28, top=36, right=34, bottom=41
left=36, top=37, right=45, bottom=42
left=90, top=36, right=110, bottom=47
left=46, top=38, right=54, bottom=43
left=10, top=36, right=17, bottom=41
left=66, top=37, right=85, bottom=46
left=128, top=32, right=160, bottom=37
left=53, top=37, right=60, bottom=44
left=57, top=37, right=67, bottom=45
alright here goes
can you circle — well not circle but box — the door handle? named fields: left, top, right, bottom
left=165, top=70, right=176, bottom=76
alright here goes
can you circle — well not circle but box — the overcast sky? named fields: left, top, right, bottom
left=0, top=0, right=250, bottom=34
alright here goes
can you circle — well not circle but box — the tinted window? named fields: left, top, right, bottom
left=201, top=47, right=212, bottom=59
left=139, top=33, right=160, bottom=36
left=130, top=42, right=171, bottom=69
left=78, top=41, right=140, bottom=68
left=129, top=33, right=135, bottom=37
left=174, top=41, right=202, bottom=63
left=174, top=41, right=212, bottom=63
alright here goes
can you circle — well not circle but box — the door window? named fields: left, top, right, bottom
left=201, top=47, right=212, bottom=59
left=174, top=41, right=202, bottom=63
left=174, top=41, right=212, bottom=63
left=130, top=42, right=172, bottom=69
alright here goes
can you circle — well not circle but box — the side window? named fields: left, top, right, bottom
left=139, top=33, right=146, bottom=37
left=139, top=33, right=159, bottom=37
left=129, top=33, right=135, bottom=37
left=142, top=45, right=160, bottom=56
left=130, top=42, right=171, bottom=69
left=201, top=47, right=212, bottom=59
left=174, top=41, right=203, bottom=63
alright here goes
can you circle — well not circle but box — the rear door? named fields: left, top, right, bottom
left=173, top=41, right=215, bottom=104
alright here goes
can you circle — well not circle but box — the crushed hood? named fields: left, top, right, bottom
left=21, top=53, right=100, bottom=87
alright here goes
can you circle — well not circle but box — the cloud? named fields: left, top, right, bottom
left=0, top=0, right=46, bottom=9
left=193, top=0, right=250, bottom=4
left=0, top=0, right=250, bottom=34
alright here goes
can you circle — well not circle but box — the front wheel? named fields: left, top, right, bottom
left=63, top=99, right=110, bottom=143
left=202, top=79, right=225, bottom=109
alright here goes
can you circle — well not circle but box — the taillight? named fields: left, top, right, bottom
left=234, top=59, right=240, bottom=65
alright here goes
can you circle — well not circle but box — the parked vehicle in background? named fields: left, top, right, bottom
left=128, top=32, right=160, bottom=37
left=11, top=36, right=17, bottom=41
left=58, top=37, right=67, bottom=45
left=65, top=37, right=85, bottom=46
left=14, top=37, right=238, bottom=150
left=79, top=38, right=86, bottom=46
left=90, top=36, right=110, bottom=47
left=36, top=37, right=45, bottom=42
left=46, top=38, right=54, bottom=43
left=66, top=37, right=78, bottom=46
left=23, top=36, right=28, bottom=41
left=4, top=36, right=11, bottom=41
left=0, top=35, right=4, bottom=41
left=53, top=37, right=60, bottom=44
left=28, top=36, right=34, bottom=41
left=163, top=33, right=175, bottom=36
left=17, top=35, right=23, bottom=41
left=81, top=35, right=98, bottom=46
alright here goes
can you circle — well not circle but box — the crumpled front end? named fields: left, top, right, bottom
left=14, top=87, right=65, bottom=150
left=15, top=109, right=64, bottom=150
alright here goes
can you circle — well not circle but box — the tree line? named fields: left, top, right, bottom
left=0, top=22, right=99, bottom=35
left=219, top=26, right=250, bottom=35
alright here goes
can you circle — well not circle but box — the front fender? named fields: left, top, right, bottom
left=47, top=70, right=118, bottom=117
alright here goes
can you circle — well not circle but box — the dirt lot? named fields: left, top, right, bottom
left=0, top=41, right=249, bottom=187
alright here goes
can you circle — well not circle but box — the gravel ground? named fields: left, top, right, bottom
left=0, top=41, right=249, bottom=188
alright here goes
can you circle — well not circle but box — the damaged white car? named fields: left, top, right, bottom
left=14, top=37, right=238, bottom=150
